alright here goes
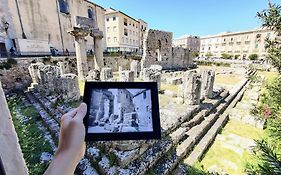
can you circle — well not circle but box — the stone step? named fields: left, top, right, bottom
left=31, top=91, right=63, bottom=122
left=116, top=92, right=231, bottom=174
left=25, top=92, right=99, bottom=175
left=25, top=92, right=60, bottom=139
left=151, top=79, right=249, bottom=175
left=183, top=79, right=249, bottom=166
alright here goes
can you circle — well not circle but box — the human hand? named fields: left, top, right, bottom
left=44, top=103, right=87, bottom=175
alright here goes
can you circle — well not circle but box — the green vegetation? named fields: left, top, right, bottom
left=205, top=52, right=213, bottom=58
left=221, top=53, right=233, bottom=59
left=196, top=61, right=230, bottom=67
left=108, top=152, right=118, bottom=167
left=235, top=55, right=240, bottom=59
left=0, top=58, right=17, bottom=70
left=258, top=3, right=281, bottom=73
left=199, top=120, right=264, bottom=175
left=192, top=51, right=199, bottom=58
left=245, top=3, right=281, bottom=174
left=248, top=54, right=258, bottom=60
left=8, top=96, right=53, bottom=175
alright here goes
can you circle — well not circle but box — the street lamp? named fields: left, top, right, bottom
left=4, top=22, right=9, bottom=31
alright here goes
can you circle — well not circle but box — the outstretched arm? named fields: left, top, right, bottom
left=44, top=103, right=87, bottom=175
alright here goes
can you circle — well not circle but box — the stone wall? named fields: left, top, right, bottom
left=141, top=29, right=193, bottom=70
left=0, top=82, right=28, bottom=175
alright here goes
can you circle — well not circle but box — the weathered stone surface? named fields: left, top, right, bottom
left=100, top=68, right=113, bottom=81
left=130, top=60, right=140, bottom=77
left=0, top=82, right=28, bottom=175
left=180, top=71, right=202, bottom=105
left=141, top=29, right=193, bottom=70
left=201, top=69, right=215, bottom=99
left=74, top=16, right=96, bottom=28
left=120, top=71, right=134, bottom=82
left=57, top=61, right=70, bottom=75
left=60, top=74, right=80, bottom=102
left=87, top=69, right=100, bottom=81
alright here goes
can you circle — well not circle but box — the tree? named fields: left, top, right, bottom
left=205, top=52, right=213, bottom=58
left=245, top=3, right=281, bottom=175
left=257, top=3, right=281, bottom=72
left=235, top=54, right=240, bottom=59
left=192, top=51, right=199, bottom=58
left=249, top=54, right=258, bottom=60
left=221, top=53, right=233, bottom=59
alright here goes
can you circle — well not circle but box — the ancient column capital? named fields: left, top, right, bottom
left=68, top=27, right=91, bottom=39
left=90, top=28, right=103, bottom=39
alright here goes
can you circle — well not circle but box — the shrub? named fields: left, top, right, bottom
left=249, top=54, right=258, bottom=60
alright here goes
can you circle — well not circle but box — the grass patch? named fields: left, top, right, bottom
left=215, top=74, right=242, bottom=86
left=161, top=84, right=179, bottom=93
left=159, top=94, right=171, bottom=107
left=222, top=120, right=264, bottom=140
left=8, top=96, right=53, bottom=175
left=198, top=120, right=264, bottom=175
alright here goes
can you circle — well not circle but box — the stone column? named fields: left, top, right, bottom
left=100, top=68, right=113, bottom=81
left=68, top=28, right=90, bottom=80
left=94, top=37, right=104, bottom=70
left=182, top=71, right=202, bottom=105
left=201, top=70, right=215, bottom=99
left=120, top=71, right=134, bottom=82
left=74, top=36, right=88, bottom=80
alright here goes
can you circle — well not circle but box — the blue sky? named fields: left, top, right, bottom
left=91, top=0, right=279, bottom=38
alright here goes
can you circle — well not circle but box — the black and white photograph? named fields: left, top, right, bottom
left=87, top=88, right=153, bottom=133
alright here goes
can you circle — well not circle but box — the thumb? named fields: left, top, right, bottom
left=75, top=103, right=87, bottom=122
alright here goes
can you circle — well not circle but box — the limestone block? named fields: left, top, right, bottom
left=120, top=71, right=134, bottom=82
left=100, top=68, right=113, bottom=81
left=182, top=71, right=202, bottom=105
left=60, top=74, right=81, bottom=102
left=130, top=60, right=140, bottom=77
left=200, top=69, right=215, bottom=99
left=87, top=69, right=100, bottom=81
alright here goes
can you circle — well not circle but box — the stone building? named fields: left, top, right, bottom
left=0, top=0, right=106, bottom=56
left=173, top=35, right=200, bottom=52
left=105, top=8, right=148, bottom=53
left=141, top=29, right=193, bottom=70
left=200, top=28, right=276, bottom=59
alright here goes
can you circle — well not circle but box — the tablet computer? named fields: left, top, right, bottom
left=83, top=82, right=161, bottom=141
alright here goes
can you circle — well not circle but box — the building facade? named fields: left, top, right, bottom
left=173, top=35, right=200, bottom=52
left=200, top=28, right=276, bottom=59
left=105, top=8, right=147, bottom=53
left=0, top=0, right=106, bottom=57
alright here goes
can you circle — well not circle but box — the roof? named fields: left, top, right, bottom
left=105, top=8, right=139, bottom=23
left=84, top=0, right=105, bottom=10
left=201, top=27, right=272, bottom=39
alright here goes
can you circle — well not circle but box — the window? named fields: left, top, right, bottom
left=130, top=39, right=132, bottom=44
left=126, top=38, right=128, bottom=43
left=124, top=28, right=128, bottom=36
left=122, top=37, right=124, bottom=43
left=124, top=18, right=128, bottom=26
left=113, top=26, right=117, bottom=32
left=107, top=27, right=110, bottom=32
left=59, top=0, right=69, bottom=14
left=88, top=8, right=94, bottom=19
left=113, top=16, right=116, bottom=21
left=107, top=37, right=111, bottom=43
left=106, top=17, right=109, bottom=22
left=114, top=37, right=117, bottom=42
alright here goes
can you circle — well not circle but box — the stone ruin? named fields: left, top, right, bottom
left=28, top=62, right=80, bottom=102
left=120, top=70, right=134, bottom=82
left=68, top=16, right=104, bottom=80
left=200, top=69, right=215, bottom=99
left=180, top=70, right=202, bottom=105
left=141, top=29, right=193, bottom=70
left=130, top=60, right=141, bottom=78
left=142, top=65, right=162, bottom=90
left=86, top=69, right=100, bottom=81
left=100, top=67, right=113, bottom=81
